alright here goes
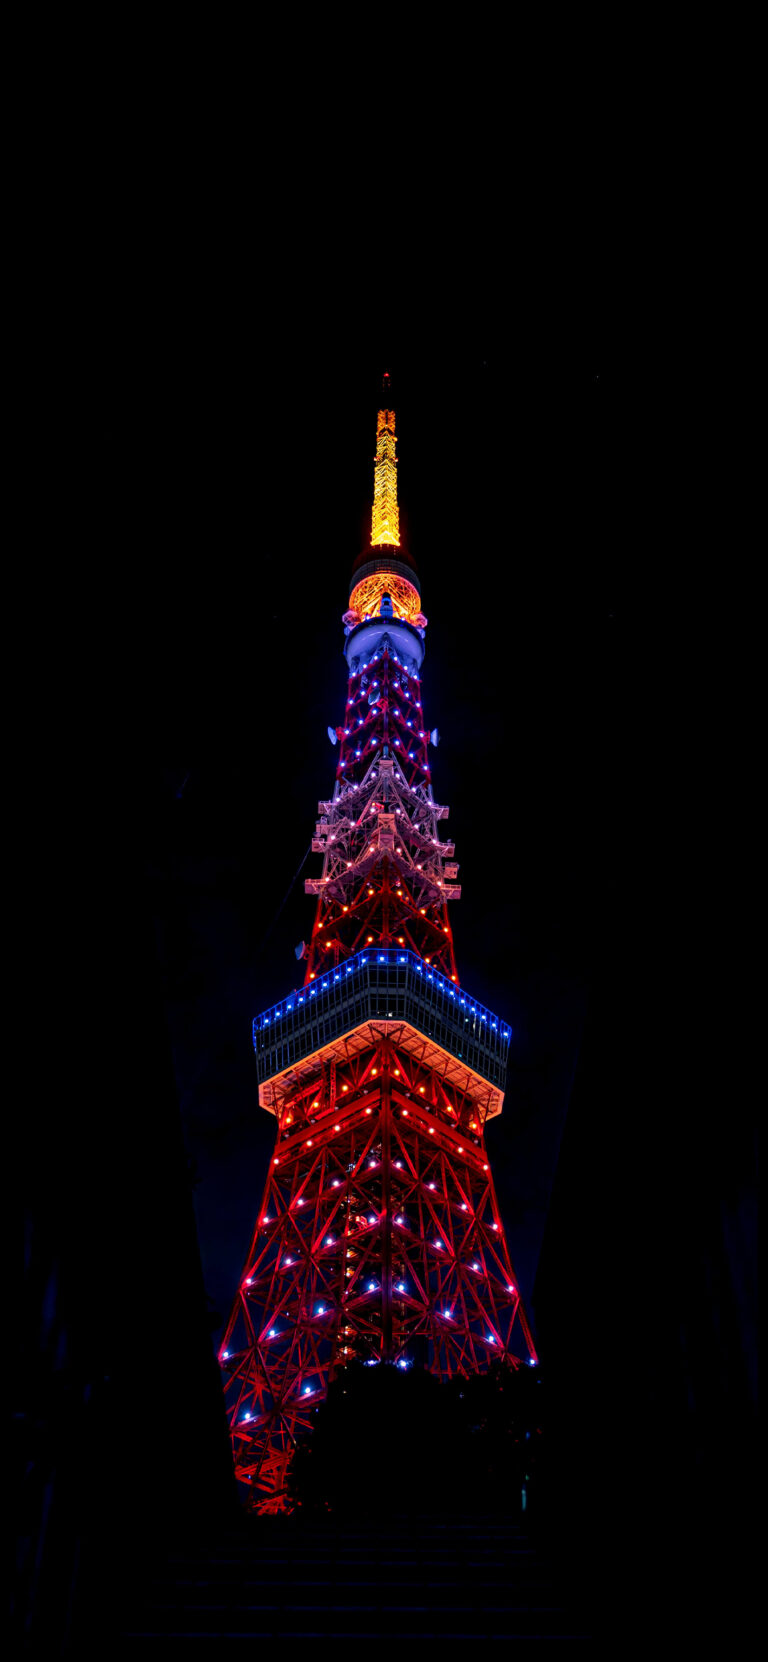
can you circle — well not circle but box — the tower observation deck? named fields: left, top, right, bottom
left=220, top=378, right=538, bottom=1511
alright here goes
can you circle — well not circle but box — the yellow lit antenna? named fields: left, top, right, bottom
left=371, top=371, right=400, bottom=547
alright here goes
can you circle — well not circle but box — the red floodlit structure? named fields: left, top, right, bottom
left=220, top=382, right=538, bottom=1511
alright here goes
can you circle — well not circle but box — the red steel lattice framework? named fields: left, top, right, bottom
left=220, top=380, right=538, bottom=1510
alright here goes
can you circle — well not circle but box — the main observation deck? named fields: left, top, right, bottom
left=253, top=948, right=511, bottom=1092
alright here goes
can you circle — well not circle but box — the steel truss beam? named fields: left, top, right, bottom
left=305, top=644, right=458, bottom=981
left=220, top=1024, right=537, bottom=1511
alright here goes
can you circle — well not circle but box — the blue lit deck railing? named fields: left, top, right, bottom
left=252, top=948, right=511, bottom=1088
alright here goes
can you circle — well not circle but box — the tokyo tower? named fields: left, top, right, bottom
left=220, top=375, right=538, bottom=1511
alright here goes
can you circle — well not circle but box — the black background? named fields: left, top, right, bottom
left=21, top=286, right=756, bottom=1644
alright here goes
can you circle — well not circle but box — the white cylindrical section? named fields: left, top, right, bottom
left=344, top=618, right=425, bottom=674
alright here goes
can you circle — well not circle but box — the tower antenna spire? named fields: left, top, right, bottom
left=371, top=374, right=400, bottom=548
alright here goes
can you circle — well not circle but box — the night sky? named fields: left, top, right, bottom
left=128, top=348, right=635, bottom=1350
left=15, top=113, right=759, bottom=1646
left=34, top=320, right=754, bottom=1638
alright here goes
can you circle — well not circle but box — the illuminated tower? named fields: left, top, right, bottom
left=220, top=375, right=538, bottom=1511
